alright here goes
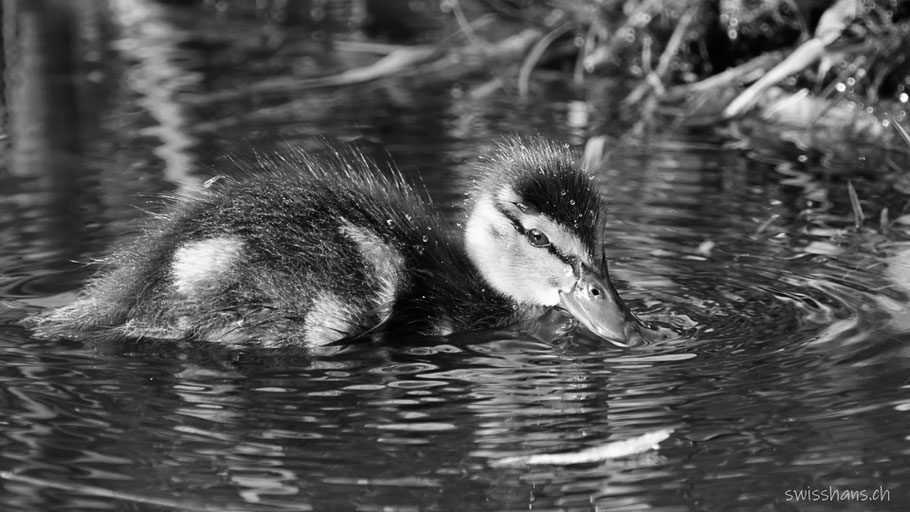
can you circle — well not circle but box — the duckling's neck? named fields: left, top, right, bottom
left=384, top=235, right=517, bottom=336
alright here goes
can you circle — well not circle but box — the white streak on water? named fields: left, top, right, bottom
left=489, top=428, right=674, bottom=467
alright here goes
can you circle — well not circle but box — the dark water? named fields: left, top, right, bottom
left=2, top=2, right=909, bottom=511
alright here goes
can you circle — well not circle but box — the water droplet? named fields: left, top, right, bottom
left=569, top=199, right=576, bottom=206
left=405, top=214, right=412, bottom=221
left=386, top=219, right=394, bottom=226
left=421, top=235, right=429, bottom=242
left=560, top=190, right=567, bottom=196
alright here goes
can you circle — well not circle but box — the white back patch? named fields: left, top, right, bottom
left=172, top=236, right=244, bottom=296
left=304, top=292, right=355, bottom=346
left=339, top=220, right=404, bottom=322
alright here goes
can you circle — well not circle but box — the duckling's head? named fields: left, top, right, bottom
left=465, top=139, right=651, bottom=346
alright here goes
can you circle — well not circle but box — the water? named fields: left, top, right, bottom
left=2, top=2, right=909, bottom=511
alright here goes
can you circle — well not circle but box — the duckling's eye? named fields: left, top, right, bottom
left=527, top=229, right=550, bottom=248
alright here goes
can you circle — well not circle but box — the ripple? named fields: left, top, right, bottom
left=373, top=422, right=458, bottom=432
left=386, top=379, right=449, bottom=389
left=368, top=362, right=439, bottom=376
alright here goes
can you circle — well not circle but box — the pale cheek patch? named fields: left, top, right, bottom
left=304, top=292, right=355, bottom=347
left=172, top=236, right=244, bottom=296
left=467, top=195, right=568, bottom=306
left=514, top=249, right=570, bottom=306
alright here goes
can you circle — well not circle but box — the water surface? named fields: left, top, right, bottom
left=1, top=2, right=908, bottom=511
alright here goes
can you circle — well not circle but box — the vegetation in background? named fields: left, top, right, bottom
left=468, top=0, right=910, bottom=140
left=199, top=0, right=910, bottom=148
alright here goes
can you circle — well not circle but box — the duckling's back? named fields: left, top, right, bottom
left=32, top=146, right=509, bottom=347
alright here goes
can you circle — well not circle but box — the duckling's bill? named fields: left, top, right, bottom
left=557, top=259, right=652, bottom=348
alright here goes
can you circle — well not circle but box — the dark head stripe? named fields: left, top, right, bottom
left=495, top=202, right=577, bottom=267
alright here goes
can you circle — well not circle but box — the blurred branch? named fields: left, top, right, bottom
left=189, top=14, right=527, bottom=106
left=623, top=5, right=699, bottom=107
left=722, top=0, right=859, bottom=118
left=518, top=22, right=572, bottom=98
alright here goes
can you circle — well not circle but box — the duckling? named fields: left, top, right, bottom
left=30, top=138, right=656, bottom=348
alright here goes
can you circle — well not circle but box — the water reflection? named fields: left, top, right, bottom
left=3, top=1, right=90, bottom=269
left=110, top=0, right=204, bottom=191
left=2, top=1, right=910, bottom=510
